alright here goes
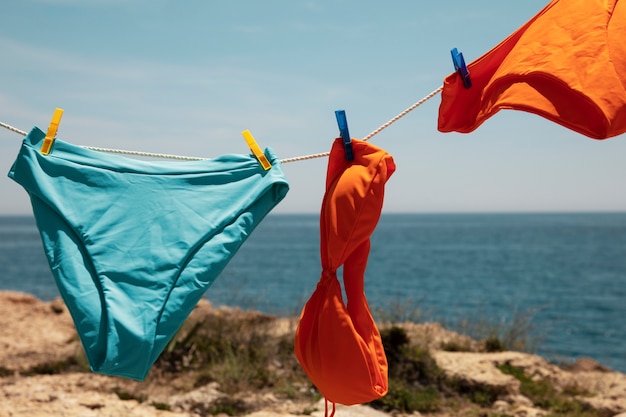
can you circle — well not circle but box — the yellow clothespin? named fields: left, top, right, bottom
left=241, top=130, right=272, bottom=170
left=41, top=108, right=64, bottom=155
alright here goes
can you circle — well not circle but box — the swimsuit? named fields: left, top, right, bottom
left=438, top=0, right=626, bottom=139
left=294, top=138, right=395, bottom=406
left=8, top=127, right=289, bottom=380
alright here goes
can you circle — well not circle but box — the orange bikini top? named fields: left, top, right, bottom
left=438, top=0, right=626, bottom=139
left=294, top=138, right=395, bottom=409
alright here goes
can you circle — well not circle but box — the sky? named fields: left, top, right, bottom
left=1, top=0, right=625, bottom=215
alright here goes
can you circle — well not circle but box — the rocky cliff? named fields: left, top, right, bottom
left=1, top=291, right=624, bottom=417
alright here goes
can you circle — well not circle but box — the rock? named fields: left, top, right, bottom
left=562, top=357, right=612, bottom=373
left=395, top=321, right=478, bottom=351
left=564, top=371, right=626, bottom=416
left=504, top=394, right=534, bottom=407
left=0, top=291, right=80, bottom=373
left=0, top=373, right=191, bottom=417
left=168, top=382, right=224, bottom=413
left=493, top=399, right=510, bottom=412
left=509, top=405, right=547, bottom=417
left=246, top=410, right=319, bottom=417
left=431, top=351, right=522, bottom=396
left=433, top=349, right=626, bottom=416
left=309, top=399, right=391, bottom=417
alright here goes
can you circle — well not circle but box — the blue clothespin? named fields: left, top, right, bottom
left=451, top=48, right=472, bottom=89
left=335, top=110, right=354, bottom=161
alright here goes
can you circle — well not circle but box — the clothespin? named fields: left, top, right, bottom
left=451, top=48, right=472, bottom=89
left=41, top=108, right=64, bottom=155
left=241, top=130, right=272, bottom=170
left=335, top=110, right=354, bottom=161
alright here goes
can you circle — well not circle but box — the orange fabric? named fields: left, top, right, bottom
left=438, top=0, right=626, bottom=139
left=294, top=138, right=395, bottom=406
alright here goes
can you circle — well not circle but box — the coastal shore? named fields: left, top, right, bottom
left=1, top=291, right=625, bottom=417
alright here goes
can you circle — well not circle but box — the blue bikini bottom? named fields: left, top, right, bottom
left=8, top=127, right=289, bottom=380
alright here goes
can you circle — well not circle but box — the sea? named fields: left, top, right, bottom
left=1, top=212, right=625, bottom=373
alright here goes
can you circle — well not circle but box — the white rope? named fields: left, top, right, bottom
left=0, top=124, right=211, bottom=161
left=361, top=85, right=443, bottom=142
left=1, top=86, right=443, bottom=163
left=83, top=146, right=207, bottom=161
left=0, top=121, right=27, bottom=136
left=279, top=151, right=331, bottom=164
left=281, top=85, right=443, bottom=163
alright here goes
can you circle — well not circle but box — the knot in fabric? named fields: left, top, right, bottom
left=320, top=267, right=336, bottom=279
left=316, top=269, right=338, bottom=290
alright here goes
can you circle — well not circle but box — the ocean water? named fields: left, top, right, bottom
left=1, top=213, right=625, bottom=373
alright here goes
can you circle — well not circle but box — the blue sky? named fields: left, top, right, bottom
left=1, top=0, right=625, bottom=214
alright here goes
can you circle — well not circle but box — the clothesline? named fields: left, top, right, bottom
left=0, top=86, right=443, bottom=164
